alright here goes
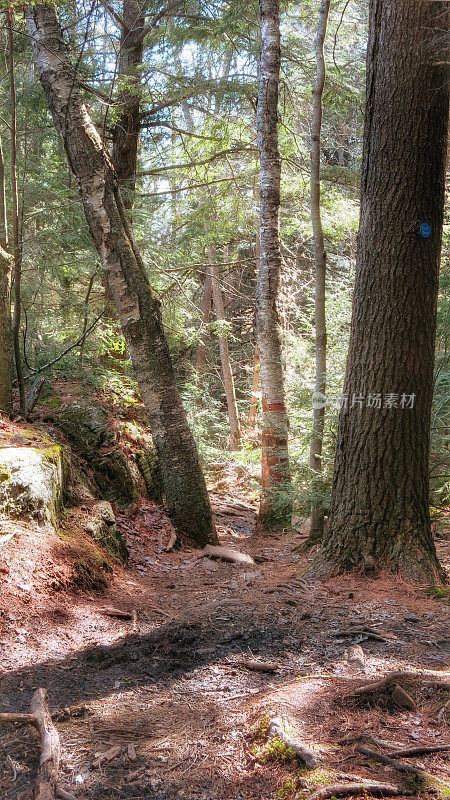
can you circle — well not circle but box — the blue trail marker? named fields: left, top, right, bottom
left=419, top=223, right=432, bottom=239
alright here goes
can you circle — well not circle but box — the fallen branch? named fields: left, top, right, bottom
left=201, top=544, right=255, bottom=566
left=269, top=717, right=320, bottom=769
left=356, top=746, right=425, bottom=777
left=0, top=688, right=61, bottom=799
left=308, top=781, right=409, bottom=800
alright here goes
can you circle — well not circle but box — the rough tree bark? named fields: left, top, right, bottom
left=0, top=134, right=12, bottom=416
left=111, top=0, right=145, bottom=211
left=209, top=246, right=241, bottom=449
left=7, top=7, right=25, bottom=415
left=309, top=0, right=330, bottom=542
left=26, top=2, right=218, bottom=547
left=256, top=0, right=292, bottom=528
left=322, top=0, right=449, bottom=581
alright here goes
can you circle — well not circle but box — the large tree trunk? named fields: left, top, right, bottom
left=309, top=0, right=330, bottom=542
left=256, top=0, right=292, bottom=528
left=209, top=246, right=241, bottom=450
left=0, top=134, right=12, bottom=416
left=26, top=2, right=218, bottom=547
left=111, top=0, right=145, bottom=210
left=7, top=7, right=25, bottom=415
left=323, top=0, right=448, bottom=582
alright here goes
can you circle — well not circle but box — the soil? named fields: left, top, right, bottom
left=0, top=487, right=449, bottom=800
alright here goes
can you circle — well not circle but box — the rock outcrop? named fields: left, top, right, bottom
left=0, top=445, right=64, bottom=525
left=55, top=400, right=162, bottom=506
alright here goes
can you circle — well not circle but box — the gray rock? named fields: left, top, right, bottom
left=0, top=445, right=64, bottom=524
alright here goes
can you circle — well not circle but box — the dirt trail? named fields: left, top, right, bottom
left=0, top=498, right=449, bottom=800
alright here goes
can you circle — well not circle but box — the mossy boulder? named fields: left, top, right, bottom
left=56, top=400, right=162, bottom=506
left=85, top=501, right=128, bottom=562
left=0, top=445, right=64, bottom=525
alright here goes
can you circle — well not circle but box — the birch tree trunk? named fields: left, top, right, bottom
left=0, top=134, right=12, bottom=416
left=209, top=246, right=241, bottom=450
left=309, top=0, right=330, bottom=542
left=7, top=8, right=25, bottom=415
left=322, top=0, right=448, bottom=582
left=26, top=2, right=218, bottom=547
left=256, top=0, right=292, bottom=528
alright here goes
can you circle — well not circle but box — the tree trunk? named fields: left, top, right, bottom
left=0, top=246, right=13, bottom=417
left=323, top=0, right=448, bottom=582
left=196, top=270, right=213, bottom=377
left=7, top=7, right=25, bottom=415
left=248, top=346, right=260, bottom=430
left=209, top=245, right=241, bottom=450
left=111, top=0, right=145, bottom=211
left=309, top=0, right=330, bottom=542
left=26, top=2, right=218, bottom=547
left=256, top=0, right=292, bottom=528
left=0, top=134, right=12, bottom=416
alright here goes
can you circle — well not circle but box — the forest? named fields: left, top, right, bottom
left=0, top=0, right=448, bottom=799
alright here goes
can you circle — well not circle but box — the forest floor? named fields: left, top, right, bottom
left=0, top=485, right=449, bottom=799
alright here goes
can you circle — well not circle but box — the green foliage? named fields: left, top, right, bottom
left=3, top=0, right=447, bottom=533
left=262, top=737, right=296, bottom=765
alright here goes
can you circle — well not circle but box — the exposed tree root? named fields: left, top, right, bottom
left=356, top=746, right=426, bottom=777
left=268, top=717, right=320, bottom=768
left=0, top=688, right=60, bottom=799
left=308, top=781, right=410, bottom=800
left=347, top=670, right=450, bottom=698
left=390, top=744, right=450, bottom=758
left=333, top=627, right=389, bottom=642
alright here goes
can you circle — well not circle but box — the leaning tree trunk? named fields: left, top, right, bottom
left=309, top=0, right=330, bottom=542
left=0, top=135, right=12, bottom=416
left=26, top=2, right=218, bottom=547
left=209, top=246, right=241, bottom=450
left=322, top=0, right=448, bottom=582
left=7, top=7, right=25, bottom=415
left=256, top=0, right=292, bottom=528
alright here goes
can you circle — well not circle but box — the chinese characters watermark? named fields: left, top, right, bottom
left=312, top=391, right=416, bottom=410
